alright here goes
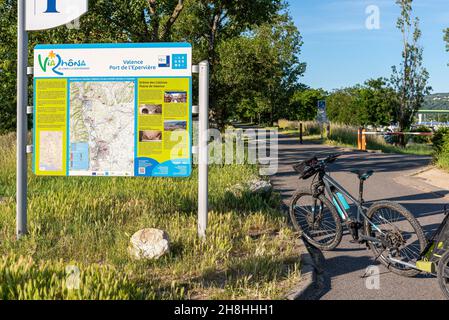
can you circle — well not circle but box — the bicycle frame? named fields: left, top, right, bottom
left=320, top=173, right=384, bottom=235
left=294, top=156, right=430, bottom=274
left=323, top=171, right=438, bottom=273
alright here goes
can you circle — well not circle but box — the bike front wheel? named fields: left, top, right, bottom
left=364, top=201, right=427, bottom=277
left=290, top=188, right=342, bottom=251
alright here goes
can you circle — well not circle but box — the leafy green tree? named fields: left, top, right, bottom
left=326, top=87, right=359, bottom=125
left=172, top=0, right=285, bottom=128
left=210, top=12, right=305, bottom=126
left=326, top=79, right=398, bottom=126
left=357, top=78, right=399, bottom=126
left=289, top=88, right=326, bottom=121
left=390, top=0, right=431, bottom=145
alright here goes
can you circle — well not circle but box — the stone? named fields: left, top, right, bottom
left=128, top=228, right=170, bottom=260
left=248, top=180, right=273, bottom=195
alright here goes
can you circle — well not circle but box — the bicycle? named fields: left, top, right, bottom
left=289, top=154, right=427, bottom=277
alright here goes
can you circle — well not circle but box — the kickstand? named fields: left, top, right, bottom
left=360, top=248, right=387, bottom=279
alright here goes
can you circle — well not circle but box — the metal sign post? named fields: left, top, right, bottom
left=16, top=0, right=28, bottom=238
left=198, top=61, right=209, bottom=239
left=16, top=0, right=89, bottom=239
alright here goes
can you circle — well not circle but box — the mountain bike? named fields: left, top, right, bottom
left=289, top=154, right=427, bottom=277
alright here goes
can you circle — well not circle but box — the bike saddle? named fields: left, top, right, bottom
left=350, top=169, right=374, bottom=181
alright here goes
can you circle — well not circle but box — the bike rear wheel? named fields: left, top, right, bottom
left=290, top=188, right=342, bottom=251
left=364, top=201, right=427, bottom=277
left=438, top=251, right=449, bottom=299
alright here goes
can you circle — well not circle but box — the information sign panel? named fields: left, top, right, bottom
left=33, top=43, right=192, bottom=177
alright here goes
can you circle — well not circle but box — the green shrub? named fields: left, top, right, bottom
left=432, top=127, right=449, bottom=154
left=410, top=125, right=432, bottom=144
left=435, top=133, right=449, bottom=171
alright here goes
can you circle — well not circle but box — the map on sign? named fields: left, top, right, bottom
left=69, top=82, right=135, bottom=176
left=38, top=131, right=64, bottom=172
left=33, top=43, right=192, bottom=178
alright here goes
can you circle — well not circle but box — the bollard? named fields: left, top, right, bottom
left=299, top=123, right=303, bottom=144
left=357, top=128, right=362, bottom=151
left=361, top=128, right=367, bottom=151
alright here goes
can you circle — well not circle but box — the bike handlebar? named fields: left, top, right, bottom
left=322, top=153, right=341, bottom=165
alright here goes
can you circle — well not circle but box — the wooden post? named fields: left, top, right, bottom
left=361, top=128, right=367, bottom=151
left=299, top=122, right=303, bottom=144
left=357, top=128, right=362, bottom=150
left=326, top=123, right=331, bottom=139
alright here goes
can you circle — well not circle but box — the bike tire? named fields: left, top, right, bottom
left=437, top=251, right=449, bottom=300
left=364, top=201, right=427, bottom=277
left=290, top=188, right=343, bottom=251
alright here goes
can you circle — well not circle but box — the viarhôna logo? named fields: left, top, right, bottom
left=38, top=51, right=88, bottom=76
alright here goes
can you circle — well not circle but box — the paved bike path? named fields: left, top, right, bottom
left=271, top=134, right=447, bottom=300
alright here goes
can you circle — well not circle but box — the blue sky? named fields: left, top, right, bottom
left=289, top=0, right=449, bottom=93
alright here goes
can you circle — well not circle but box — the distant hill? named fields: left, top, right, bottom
left=422, top=93, right=449, bottom=110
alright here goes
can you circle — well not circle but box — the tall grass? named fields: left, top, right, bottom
left=0, top=133, right=301, bottom=300
left=277, top=120, right=321, bottom=136
left=435, top=137, right=449, bottom=172
left=327, top=123, right=433, bottom=156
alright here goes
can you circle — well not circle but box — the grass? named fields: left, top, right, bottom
left=326, top=124, right=434, bottom=156
left=0, top=133, right=301, bottom=300
left=277, top=120, right=321, bottom=137
left=435, top=138, right=449, bottom=172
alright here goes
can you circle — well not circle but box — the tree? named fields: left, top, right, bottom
left=358, top=78, right=399, bottom=126
left=326, top=79, right=398, bottom=126
left=213, top=13, right=305, bottom=126
left=289, top=88, right=326, bottom=121
left=326, top=87, right=359, bottom=125
left=171, top=0, right=284, bottom=128
left=390, top=0, right=431, bottom=145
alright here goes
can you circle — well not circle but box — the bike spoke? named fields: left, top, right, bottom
left=292, top=194, right=338, bottom=246
left=369, top=205, right=422, bottom=268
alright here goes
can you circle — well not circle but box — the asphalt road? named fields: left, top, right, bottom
left=270, top=134, right=448, bottom=300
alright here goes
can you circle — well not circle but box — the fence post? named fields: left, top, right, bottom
left=299, top=123, right=303, bottom=144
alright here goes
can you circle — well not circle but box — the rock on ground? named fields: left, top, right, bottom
left=226, top=179, right=273, bottom=198
left=128, top=228, right=170, bottom=260
left=248, top=180, right=273, bottom=195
